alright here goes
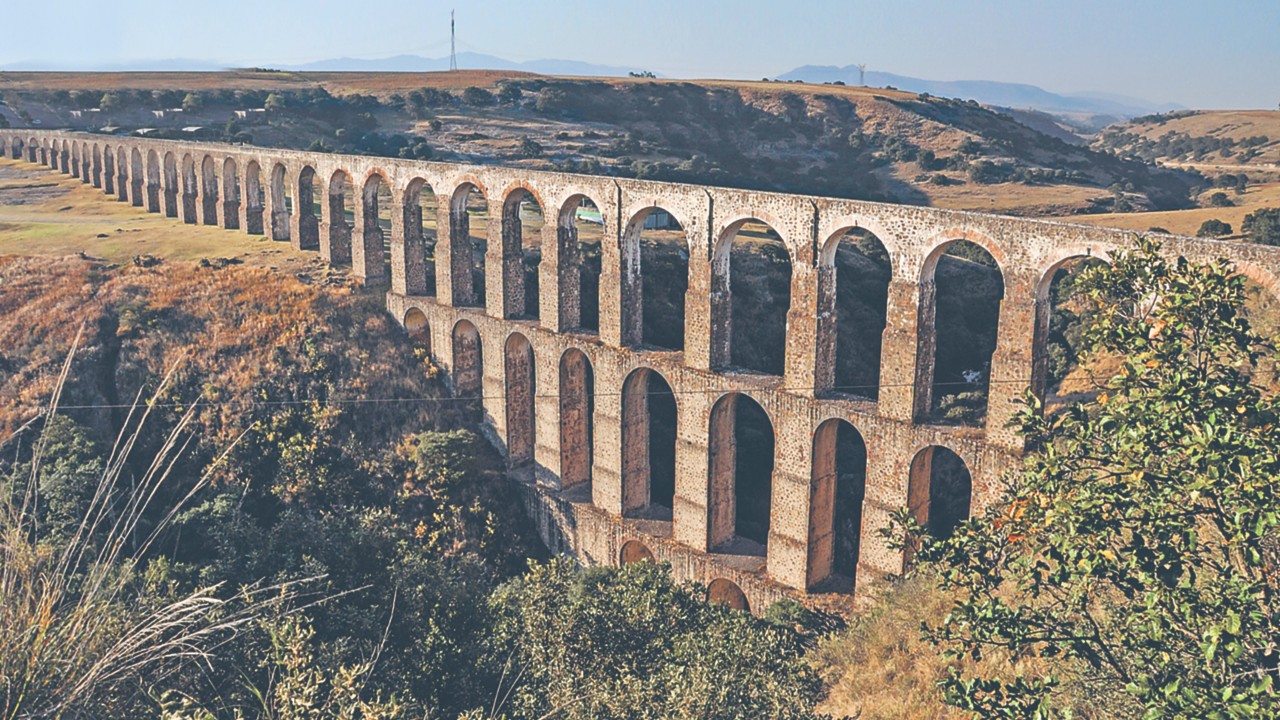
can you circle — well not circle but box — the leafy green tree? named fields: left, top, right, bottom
left=902, top=238, right=1280, bottom=718
left=497, top=83, right=523, bottom=105
left=487, top=560, right=824, bottom=720
left=1207, top=191, right=1235, bottom=207
left=518, top=137, right=544, bottom=158
left=460, top=86, right=494, bottom=107
left=100, top=91, right=123, bottom=112
left=1197, top=218, right=1233, bottom=237
left=181, top=92, right=204, bottom=112
left=1243, top=208, right=1280, bottom=246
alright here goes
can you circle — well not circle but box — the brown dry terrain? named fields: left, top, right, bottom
left=1055, top=180, right=1280, bottom=236
left=0, top=70, right=535, bottom=94
left=1096, top=109, right=1280, bottom=177
left=0, top=157, right=326, bottom=277
left=0, top=70, right=1195, bottom=215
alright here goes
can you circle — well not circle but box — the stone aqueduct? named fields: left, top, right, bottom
left=5, top=129, right=1280, bottom=612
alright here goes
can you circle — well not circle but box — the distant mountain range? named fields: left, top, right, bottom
left=1, top=52, right=1183, bottom=123
left=0, top=53, right=654, bottom=78
left=775, top=64, right=1182, bottom=121
left=282, top=51, right=655, bottom=77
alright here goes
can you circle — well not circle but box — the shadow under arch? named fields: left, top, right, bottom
left=713, top=217, right=792, bottom=375
left=620, top=366, right=678, bottom=519
left=501, top=184, right=545, bottom=319
left=557, top=192, right=607, bottom=333
left=818, top=226, right=892, bottom=399
left=449, top=179, right=489, bottom=308
left=905, top=444, right=973, bottom=568
left=504, top=331, right=536, bottom=468
left=559, top=347, right=594, bottom=492
left=917, top=235, right=1005, bottom=425
left=401, top=177, right=440, bottom=296
left=403, top=307, right=430, bottom=352
left=707, top=578, right=750, bottom=612
left=708, top=391, right=774, bottom=555
left=808, top=417, right=868, bottom=591
left=621, top=205, right=690, bottom=350
left=619, top=539, right=655, bottom=565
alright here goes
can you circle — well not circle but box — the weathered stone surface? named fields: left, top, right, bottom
left=11, top=129, right=1280, bottom=613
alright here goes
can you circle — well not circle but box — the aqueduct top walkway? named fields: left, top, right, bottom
left=6, top=129, right=1278, bottom=610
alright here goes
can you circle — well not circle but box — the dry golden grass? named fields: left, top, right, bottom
left=1052, top=180, right=1280, bottom=236
left=0, top=157, right=320, bottom=272
left=812, top=575, right=966, bottom=720
left=0, top=69, right=919, bottom=101
left=928, top=178, right=1111, bottom=215
left=1113, top=110, right=1280, bottom=168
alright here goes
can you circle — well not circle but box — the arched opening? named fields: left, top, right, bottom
left=243, top=161, right=264, bottom=234
left=39, top=141, right=49, bottom=166
left=708, top=392, right=774, bottom=554
left=297, top=166, right=320, bottom=250
left=907, top=446, right=973, bottom=545
left=923, top=240, right=1004, bottom=424
left=27, top=138, right=38, bottom=163
left=504, top=332, right=536, bottom=468
left=707, top=578, right=749, bottom=612
left=502, top=187, right=544, bottom=319
left=402, top=178, right=439, bottom=296
left=145, top=150, right=161, bottom=213
left=79, top=143, right=91, bottom=184
left=89, top=144, right=102, bottom=188
left=450, top=183, right=489, bottom=308
left=1033, top=256, right=1109, bottom=409
left=719, top=219, right=791, bottom=374
left=621, top=367, right=678, bottom=519
left=129, top=148, right=145, bottom=208
left=820, top=228, right=891, bottom=398
left=808, top=418, right=868, bottom=590
left=161, top=152, right=178, bottom=217
left=359, top=172, right=392, bottom=283
left=269, top=163, right=292, bottom=242
left=9, top=138, right=20, bottom=160
left=101, top=145, right=115, bottom=195
left=221, top=158, right=241, bottom=230
left=327, top=169, right=354, bottom=264
left=622, top=206, right=688, bottom=349
left=557, top=195, right=605, bottom=333
left=116, top=147, right=130, bottom=202
left=180, top=154, right=197, bottom=223
left=619, top=539, right=655, bottom=566
left=451, top=320, right=483, bottom=419
left=60, top=142, right=70, bottom=174
left=559, top=348, right=594, bottom=492
left=404, top=308, right=430, bottom=353
left=200, top=155, right=219, bottom=224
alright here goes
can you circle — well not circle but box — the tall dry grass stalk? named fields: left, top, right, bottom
left=0, top=333, right=303, bottom=719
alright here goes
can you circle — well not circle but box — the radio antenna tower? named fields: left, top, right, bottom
left=857, top=63, right=867, bottom=86
left=450, top=10, right=458, bottom=71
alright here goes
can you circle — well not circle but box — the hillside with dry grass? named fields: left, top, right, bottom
left=1096, top=109, right=1280, bottom=177
left=0, top=70, right=1197, bottom=215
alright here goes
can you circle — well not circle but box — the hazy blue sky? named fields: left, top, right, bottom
left=4, top=0, right=1277, bottom=108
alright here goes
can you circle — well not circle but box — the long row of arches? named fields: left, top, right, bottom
left=9, top=133, right=1164, bottom=431
left=431, top=312, right=973, bottom=591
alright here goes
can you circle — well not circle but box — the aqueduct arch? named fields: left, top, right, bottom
left=14, top=129, right=1280, bottom=613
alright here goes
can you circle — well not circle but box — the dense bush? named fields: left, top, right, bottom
left=1243, top=207, right=1280, bottom=246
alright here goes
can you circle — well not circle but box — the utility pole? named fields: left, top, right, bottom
left=450, top=10, right=458, bottom=71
